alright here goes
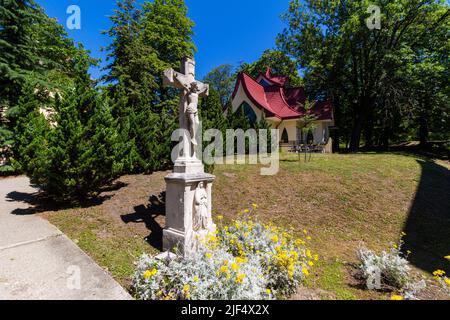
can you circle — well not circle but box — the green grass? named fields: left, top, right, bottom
left=40, top=152, right=450, bottom=299
left=309, top=261, right=357, bottom=300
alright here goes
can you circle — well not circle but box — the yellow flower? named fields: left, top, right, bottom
left=217, top=215, right=224, bottom=221
left=235, top=273, right=246, bottom=284
left=231, top=263, right=239, bottom=271
left=143, top=268, right=157, bottom=279
left=306, top=249, right=312, bottom=259
left=306, top=236, right=312, bottom=241
left=302, top=267, right=309, bottom=276
left=223, top=259, right=229, bottom=265
left=308, top=261, right=314, bottom=267
left=236, top=256, right=247, bottom=264
left=393, top=244, right=398, bottom=249
left=183, top=284, right=190, bottom=292
left=252, top=203, right=258, bottom=209
left=445, top=256, right=450, bottom=261
left=314, top=254, right=319, bottom=261
left=205, top=253, right=212, bottom=259
left=193, top=276, right=199, bottom=282
left=433, top=270, right=446, bottom=278
left=219, top=265, right=229, bottom=274
left=444, top=278, right=450, bottom=286
left=390, top=295, right=404, bottom=301
left=271, top=235, right=279, bottom=243
left=244, top=209, right=249, bottom=213
left=266, top=289, right=271, bottom=295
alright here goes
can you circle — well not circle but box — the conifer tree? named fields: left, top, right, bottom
left=16, top=86, right=126, bottom=202
left=0, top=0, right=96, bottom=173
left=104, top=0, right=196, bottom=173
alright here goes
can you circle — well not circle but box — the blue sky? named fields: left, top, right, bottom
left=36, top=0, right=290, bottom=80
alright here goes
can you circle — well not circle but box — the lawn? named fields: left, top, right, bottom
left=39, top=152, right=450, bottom=299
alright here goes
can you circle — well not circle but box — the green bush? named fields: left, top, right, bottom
left=16, top=88, right=125, bottom=202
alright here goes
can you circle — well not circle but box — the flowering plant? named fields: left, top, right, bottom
left=433, top=255, right=450, bottom=295
left=357, top=234, right=426, bottom=299
left=132, top=206, right=316, bottom=300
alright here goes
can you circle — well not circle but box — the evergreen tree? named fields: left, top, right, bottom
left=203, top=64, right=235, bottom=107
left=0, top=0, right=96, bottom=172
left=104, top=0, right=196, bottom=173
left=16, top=87, right=126, bottom=202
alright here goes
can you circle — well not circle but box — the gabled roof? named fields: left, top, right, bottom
left=232, top=71, right=334, bottom=121
left=256, top=68, right=289, bottom=87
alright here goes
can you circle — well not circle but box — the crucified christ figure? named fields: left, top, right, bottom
left=175, top=73, right=201, bottom=146
left=163, top=57, right=209, bottom=159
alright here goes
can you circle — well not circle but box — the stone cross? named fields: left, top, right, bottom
left=163, top=57, right=209, bottom=165
left=161, top=57, right=216, bottom=258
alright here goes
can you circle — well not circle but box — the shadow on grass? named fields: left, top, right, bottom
left=120, top=192, right=166, bottom=252
left=6, top=181, right=127, bottom=215
left=403, top=160, right=450, bottom=274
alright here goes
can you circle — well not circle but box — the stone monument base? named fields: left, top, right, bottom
left=163, top=171, right=215, bottom=257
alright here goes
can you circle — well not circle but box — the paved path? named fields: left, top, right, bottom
left=0, top=176, right=132, bottom=300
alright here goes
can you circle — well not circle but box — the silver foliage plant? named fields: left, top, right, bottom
left=357, top=239, right=426, bottom=299
left=132, top=218, right=314, bottom=300
left=133, top=245, right=268, bottom=300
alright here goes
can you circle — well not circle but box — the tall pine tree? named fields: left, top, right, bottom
left=0, top=0, right=96, bottom=172
left=104, top=0, right=196, bottom=173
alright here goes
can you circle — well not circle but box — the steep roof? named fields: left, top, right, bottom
left=232, top=71, right=333, bottom=121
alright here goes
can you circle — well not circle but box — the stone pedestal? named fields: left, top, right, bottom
left=163, top=160, right=216, bottom=257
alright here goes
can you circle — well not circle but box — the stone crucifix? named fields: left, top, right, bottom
left=163, top=57, right=209, bottom=162
left=161, top=57, right=216, bottom=258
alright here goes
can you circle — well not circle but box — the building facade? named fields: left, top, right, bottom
left=230, top=69, right=334, bottom=152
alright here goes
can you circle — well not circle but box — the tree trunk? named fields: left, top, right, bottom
left=419, top=99, right=429, bottom=148
left=364, top=111, right=374, bottom=150
left=332, top=129, right=340, bottom=153
left=349, top=97, right=373, bottom=152
left=349, top=116, right=364, bottom=152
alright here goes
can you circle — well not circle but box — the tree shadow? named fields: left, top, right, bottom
left=6, top=181, right=128, bottom=215
left=403, top=160, right=450, bottom=274
left=120, top=192, right=166, bottom=252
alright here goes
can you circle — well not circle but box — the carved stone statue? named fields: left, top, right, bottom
left=163, top=57, right=209, bottom=158
left=193, top=182, right=208, bottom=231
left=161, top=57, right=216, bottom=259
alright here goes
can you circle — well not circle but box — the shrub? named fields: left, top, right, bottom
left=218, top=217, right=316, bottom=296
left=357, top=235, right=426, bottom=299
left=16, top=88, right=125, bottom=202
left=133, top=213, right=316, bottom=300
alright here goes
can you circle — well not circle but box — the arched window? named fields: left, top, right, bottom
left=237, top=102, right=257, bottom=124
left=281, top=128, right=289, bottom=143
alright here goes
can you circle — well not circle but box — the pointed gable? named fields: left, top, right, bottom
left=232, top=70, right=334, bottom=121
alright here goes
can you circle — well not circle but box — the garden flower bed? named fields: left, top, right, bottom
left=133, top=213, right=317, bottom=300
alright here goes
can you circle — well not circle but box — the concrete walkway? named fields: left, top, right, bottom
left=0, top=176, right=132, bottom=300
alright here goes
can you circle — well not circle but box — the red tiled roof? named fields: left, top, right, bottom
left=232, top=72, right=333, bottom=121
left=261, top=68, right=289, bottom=86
